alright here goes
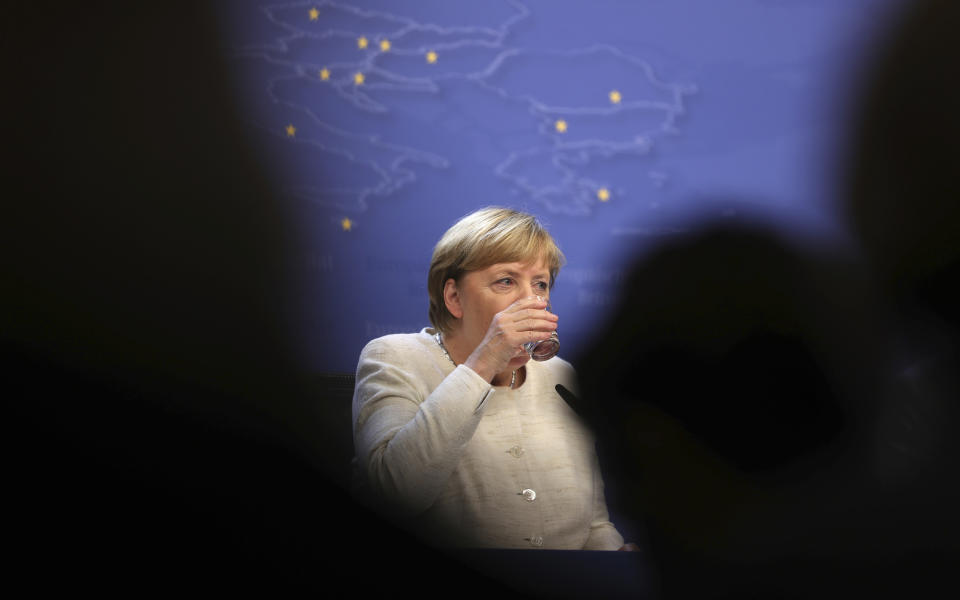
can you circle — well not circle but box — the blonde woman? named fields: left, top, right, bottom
left=352, top=207, right=632, bottom=551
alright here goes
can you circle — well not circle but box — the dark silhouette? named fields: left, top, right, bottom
left=843, top=0, right=960, bottom=505
left=577, top=227, right=893, bottom=598
left=577, top=0, right=960, bottom=597
left=2, top=4, right=515, bottom=595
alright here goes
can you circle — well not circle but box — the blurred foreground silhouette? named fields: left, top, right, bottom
left=578, top=0, right=960, bottom=597
left=1, top=4, right=517, bottom=595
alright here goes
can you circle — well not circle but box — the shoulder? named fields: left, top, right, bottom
left=357, top=329, right=442, bottom=375
left=539, top=354, right=576, bottom=381
left=527, top=354, right=579, bottom=396
left=360, top=329, right=434, bottom=359
left=354, top=329, right=443, bottom=400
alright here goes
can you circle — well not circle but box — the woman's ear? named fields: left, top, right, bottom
left=443, top=278, right=464, bottom=319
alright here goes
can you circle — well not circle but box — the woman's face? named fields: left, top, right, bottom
left=451, top=255, right=552, bottom=368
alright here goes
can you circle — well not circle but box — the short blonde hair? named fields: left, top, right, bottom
left=428, top=207, right=566, bottom=333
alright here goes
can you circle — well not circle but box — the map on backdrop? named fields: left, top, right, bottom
left=218, top=0, right=903, bottom=372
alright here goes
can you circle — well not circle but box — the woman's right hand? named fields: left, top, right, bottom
left=464, top=296, right=558, bottom=384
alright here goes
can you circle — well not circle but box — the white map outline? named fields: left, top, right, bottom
left=226, top=0, right=697, bottom=216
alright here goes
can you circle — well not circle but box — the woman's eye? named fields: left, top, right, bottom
left=534, top=281, right=549, bottom=291
left=495, top=278, right=513, bottom=286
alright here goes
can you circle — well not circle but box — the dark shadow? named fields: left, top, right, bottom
left=575, top=0, right=960, bottom=597
left=842, top=0, right=960, bottom=507
left=576, top=226, right=893, bottom=598
left=1, top=4, right=517, bottom=596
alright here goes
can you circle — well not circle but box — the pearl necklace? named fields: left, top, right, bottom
left=435, top=332, right=516, bottom=389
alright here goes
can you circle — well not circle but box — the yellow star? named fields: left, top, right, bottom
left=357, top=36, right=368, bottom=50
left=555, top=119, right=567, bottom=133
left=597, top=188, right=611, bottom=202
left=285, top=124, right=296, bottom=137
left=609, top=90, right=622, bottom=104
left=308, top=7, right=319, bottom=21
left=341, top=217, right=353, bottom=231
left=354, top=72, right=365, bottom=85
left=379, top=39, right=391, bottom=52
left=319, top=67, right=330, bottom=81
left=426, top=50, right=438, bottom=64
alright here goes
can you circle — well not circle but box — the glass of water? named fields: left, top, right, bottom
left=523, top=302, right=559, bottom=361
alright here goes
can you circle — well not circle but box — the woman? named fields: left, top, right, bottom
left=352, top=207, right=630, bottom=550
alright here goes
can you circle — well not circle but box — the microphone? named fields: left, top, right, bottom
left=555, top=383, right=583, bottom=416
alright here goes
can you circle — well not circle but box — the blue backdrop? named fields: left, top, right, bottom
left=217, top=0, right=906, bottom=373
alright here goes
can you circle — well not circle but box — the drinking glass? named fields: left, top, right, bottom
left=523, top=302, right=559, bottom=361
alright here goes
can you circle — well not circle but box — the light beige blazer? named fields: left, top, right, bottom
left=352, top=328, right=624, bottom=550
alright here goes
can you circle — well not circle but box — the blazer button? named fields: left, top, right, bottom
left=508, top=445, right=525, bottom=458
left=521, top=488, right=536, bottom=502
left=529, top=535, right=544, bottom=547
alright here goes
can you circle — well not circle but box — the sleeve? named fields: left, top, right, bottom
left=582, top=450, right=626, bottom=550
left=352, top=337, right=495, bottom=516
